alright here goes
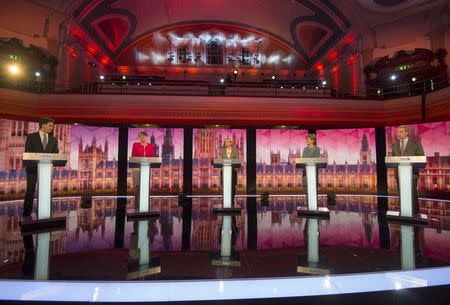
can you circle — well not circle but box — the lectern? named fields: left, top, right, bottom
left=295, top=157, right=329, bottom=217
left=127, top=157, right=162, bottom=219
left=212, top=158, right=241, bottom=213
left=21, top=152, right=68, bottom=231
left=385, top=156, right=427, bottom=224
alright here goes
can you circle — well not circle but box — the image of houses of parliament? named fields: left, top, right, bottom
left=192, top=129, right=246, bottom=193
left=386, top=126, right=450, bottom=195
left=0, top=119, right=183, bottom=198
left=257, top=132, right=377, bottom=193
left=127, top=128, right=183, bottom=193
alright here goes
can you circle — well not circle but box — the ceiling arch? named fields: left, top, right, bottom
left=72, top=0, right=351, bottom=67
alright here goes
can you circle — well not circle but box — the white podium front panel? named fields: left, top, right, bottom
left=37, top=161, right=53, bottom=219
left=213, top=159, right=241, bottom=209
left=129, top=157, right=162, bottom=213
left=221, top=216, right=232, bottom=257
left=23, top=153, right=68, bottom=220
left=295, top=158, right=328, bottom=211
left=385, top=156, right=426, bottom=218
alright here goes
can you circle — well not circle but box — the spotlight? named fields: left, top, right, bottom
left=122, top=75, right=126, bottom=80
left=148, top=82, right=152, bottom=86
left=302, top=86, right=306, bottom=90
left=291, top=86, right=295, bottom=89
left=271, top=75, right=276, bottom=80
left=411, top=77, right=417, bottom=82
left=220, top=78, right=225, bottom=83
left=280, top=86, right=283, bottom=89
left=8, top=64, right=20, bottom=74
left=34, top=72, right=41, bottom=77
left=390, top=74, right=397, bottom=80
left=315, top=86, right=319, bottom=90
left=233, top=69, right=238, bottom=75
left=99, top=75, right=105, bottom=80
left=321, top=80, right=327, bottom=86
left=137, top=83, right=140, bottom=86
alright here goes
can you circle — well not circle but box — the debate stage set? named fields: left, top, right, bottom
left=1, top=0, right=450, bottom=304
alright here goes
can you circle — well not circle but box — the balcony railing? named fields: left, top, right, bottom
left=1, top=72, right=449, bottom=100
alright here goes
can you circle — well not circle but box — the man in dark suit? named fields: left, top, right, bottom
left=391, top=125, right=424, bottom=214
left=23, top=118, right=59, bottom=217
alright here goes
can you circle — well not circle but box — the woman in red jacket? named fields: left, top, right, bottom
left=131, top=131, right=155, bottom=202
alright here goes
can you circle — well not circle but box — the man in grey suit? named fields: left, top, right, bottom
left=23, top=118, right=59, bottom=217
left=219, top=138, right=240, bottom=206
left=391, top=125, right=424, bottom=214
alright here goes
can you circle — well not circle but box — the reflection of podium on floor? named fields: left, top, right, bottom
left=210, top=215, right=240, bottom=268
left=297, top=218, right=329, bottom=275
left=385, top=156, right=428, bottom=224
left=212, top=158, right=241, bottom=214
left=400, top=225, right=416, bottom=270
left=22, top=232, right=52, bottom=280
left=127, top=157, right=162, bottom=220
left=127, top=220, right=161, bottom=279
left=295, top=157, right=329, bottom=218
left=21, top=153, right=68, bottom=232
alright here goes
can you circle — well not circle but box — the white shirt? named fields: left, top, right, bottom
left=400, top=138, right=409, bottom=146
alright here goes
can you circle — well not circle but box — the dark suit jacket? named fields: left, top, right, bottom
left=219, top=147, right=239, bottom=159
left=391, top=139, right=424, bottom=157
left=391, top=139, right=424, bottom=177
left=24, top=132, right=59, bottom=169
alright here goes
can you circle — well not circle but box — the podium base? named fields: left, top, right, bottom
left=297, top=254, right=330, bottom=275
left=213, top=207, right=241, bottom=214
left=127, top=257, right=161, bottom=280
left=297, top=207, right=330, bottom=218
left=386, top=211, right=428, bottom=225
left=20, top=216, right=66, bottom=234
left=210, top=251, right=241, bottom=267
left=127, top=211, right=160, bottom=221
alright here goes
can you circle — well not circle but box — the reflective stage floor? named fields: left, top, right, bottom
left=0, top=195, right=449, bottom=302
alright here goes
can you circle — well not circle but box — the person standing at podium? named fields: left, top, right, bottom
left=391, top=125, right=424, bottom=214
left=23, top=118, right=59, bottom=217
left=301, top=134, right=320, bottom=186
left=131, top=131, right=155, bottom=203
left=219, top=138, right=239, bottom=206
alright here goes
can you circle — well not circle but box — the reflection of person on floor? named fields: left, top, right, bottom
left=131, top=131, right=155, bottom=209
left=301, top=134, right=320, bottom=187
left=22, top=235, right=35, bottom=278
left=391, top=125, right=424, bottom=214
left=219, top=138, right=239, bottom=206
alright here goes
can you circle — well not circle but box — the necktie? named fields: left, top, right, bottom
left=43, top=134, right=48, bottom=150
left=400, top=140, right=405, bottom=156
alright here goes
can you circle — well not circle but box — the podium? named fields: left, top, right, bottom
left=295, top=157, right=329, bottom=218
left=385, top=156, right=427, bottom=224
left=212, top=158, right=241, bottom=214
left=297, top=219, right=329, bottom=275
left=21, top=152, right=68, bottom=232
left=127, top=157, right=162, bottom=219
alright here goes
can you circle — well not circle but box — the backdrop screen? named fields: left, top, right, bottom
left=0, top=119, right=119, bottom=198
left=256, top=129, right=308, bottom=193
left=127, top=128, right=184, bottom=193
left=192, top=128, right=246, bottom=194
left=316, top=128, right=377, bottom=194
